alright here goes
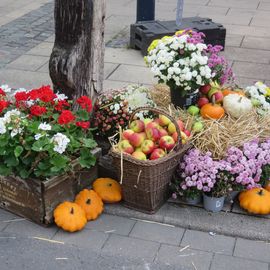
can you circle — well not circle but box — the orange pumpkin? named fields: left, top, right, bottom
left=54, top=202, right=87, bottom=232
left=200, top=103, right=225, bottom=119
left=222, top=89, right=245, bottom=97
left=93, top=178, right=122, bottom=203
left=75, top=189, right=104, bottom=221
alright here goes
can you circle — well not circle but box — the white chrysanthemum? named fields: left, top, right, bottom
left=38, top=122, right=51, bottom=131
left=51, top=133, right=70, bottom=154
left=0, top=119, right=6, bottom=134
left=11, top=127, right=23, bottom=138
left=25, top=100, right=35, bottom=108
left=3, top=109, right=21, bottom=124
left=0, top=84, right=11, bottom=93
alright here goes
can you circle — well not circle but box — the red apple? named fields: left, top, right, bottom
left=159, top=135, right=176, bottom=151
left=128, top=133, right=145, bottom=147
left=150, top=148, right=166, bottom=160
left=197, top=97, right=209, bottom=108
left=141, top=139, right=155, bottom=155
left=168, top=122, right=176, bottom=134
left=159, top=114, right=171, bottom=126
left=132, top=151, right=147, bottom=160
left=146, top=127, right=161, bottom=142
left=172, top=132, right=178, bottom=143
left=183, top=129, right=191, bottom=137
left=200, top=84, right=211, bottom=95
left=130, top=120, right=145, bottom=133
left=177, top=120, right=185, bottom=131
left=146, top=121, right=159, bottom=129
left=159, top=128, right=168, bottom=137
left=122, top=129, right=134, bottom=140
left=212, top=91, right=223, bottom=103
left=118, top=140, right=134, bottom=154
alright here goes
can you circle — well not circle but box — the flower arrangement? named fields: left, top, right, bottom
left=0, top=84, right=97, bottom=179
left=245, top=81, right=270, bottom=115
left=145, top=30, right=212, bottom=94
left=93, top=85, right=156, bottom=139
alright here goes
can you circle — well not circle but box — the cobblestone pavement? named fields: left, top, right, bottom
left=1, top=208, right=270, bottom=270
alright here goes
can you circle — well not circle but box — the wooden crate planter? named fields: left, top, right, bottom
left=0, top=148, right=101, bottom=225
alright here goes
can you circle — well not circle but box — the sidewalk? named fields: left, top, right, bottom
left=1, top=0, right=270, bottom=269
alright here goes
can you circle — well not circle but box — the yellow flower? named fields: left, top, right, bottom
left=265, top=87, right=270, bottom=97
left=144, top=56, right=149, bottom=65
left=175, top=29, right=192, bottom=36
left=147, top=39, right=159, bottom=52
left=161, top=35, right=172, bottom=42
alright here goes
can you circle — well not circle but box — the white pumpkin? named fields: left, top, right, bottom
left=223, top=94, right=253, bottom=118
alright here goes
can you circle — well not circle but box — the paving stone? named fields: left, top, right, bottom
left=53, top=229, right=109, bottom=251
left=104, top=62, right=120, bottom=79
left=6, top=54, right=49, bottom=71
left=181, top=229, right=235, bottom=255
left=208, top=14, right=252, bottom=26
left=234, top=77, right=258, bottom=87
left=0, top=209, right=18, bottom=221
left=156, top=244, right=213, bottom=270
left=4, top=219, right=58, bottom=238
left=85, top=214, right=135, bottom=236
left=196, top=6, right=230, bottom=16
left=233, top=62, right=270, bottom=81
left=108, top=64, right=157, bottom=85
left=103, top=79, right=131, bottom=90
left=222, top=47, right=270, bottom=64
left=105, top=47, right=146, bottom=66
left=234, top=238, right=270, bottom=263
left=0, top=69, right=51, bottom=89
left=258, top=2, right=270, bottom=11
left=25, top=42, right=53, bottom=57
left=250, top=17, right=270, bottom=27
left=101, top=234, right=160, bottom=261
left=208, top=0, right=259, bottom=9
left=242, top=36, right=270, bottom=50
left=130, top=221, right=184, bottom=245
left=224, top=34, right=243, bottom=47
left=37, top=61, right=49, bottom=73
left=210, top=254, right=268, bottom=270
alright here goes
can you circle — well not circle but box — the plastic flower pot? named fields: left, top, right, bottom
left=203, top=193, right=225, bottom=212
left=170, top=87, right=199, bottom=109
left=225, top=191, right=240, bottom=203
left=185, top=195, right=202, bottom=205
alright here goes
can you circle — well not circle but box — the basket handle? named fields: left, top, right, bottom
left=129, top=106, right=182, bottom=150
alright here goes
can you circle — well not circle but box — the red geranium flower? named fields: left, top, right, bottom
left=0, top=88, right=6, bottom=96
left=30, top=105, right=47, bottom=116
left=77, top=96, right=92, bottom=112
left=58, top=110, right=75, bottom=125
left=54, top=100, right=70, bottom=111
left=15, top=91, right=28, bottom=102
left=28, top=85, right=56, bottom=102
left=0, top=100, right=9, bottom=113
left=76, top=121, right=90, bottom=129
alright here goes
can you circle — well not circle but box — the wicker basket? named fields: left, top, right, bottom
left=110, top=107, right=190, bottom=214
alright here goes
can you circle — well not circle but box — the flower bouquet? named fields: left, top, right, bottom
left=0, top=84, right=97, bottom=180
left=145, top=30, right=212, bottom=108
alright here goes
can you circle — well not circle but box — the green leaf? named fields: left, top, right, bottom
left=79, top=149, right=96, bottom=168
left=38, top=161, right=51, bottom=170
left=82, top=138, right=97, bottom=149
left=19, top=169, right=30, bottom=179
left=5, top=155, right=19, bottom=167
left=14, top=146, right=24, bottom=157
left=28, top=121, right=40, bottom=133
left=50, top=155, right=68, bottom=169
left=0, top=134, right=8, bottom=147
left=0, top=164, right=12, bottom=176
left=76, top=110, right=90, bottom=121
left=32, top=138, right=50, bottom=152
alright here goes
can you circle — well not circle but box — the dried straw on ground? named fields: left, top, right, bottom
left=150, top=84, right=171, bottom=108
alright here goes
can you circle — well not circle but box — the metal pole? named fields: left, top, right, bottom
left=176, top=0, right=184, bottom=27
left=136, top=0, right=155, bottom=22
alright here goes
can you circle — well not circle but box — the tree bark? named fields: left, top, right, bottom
left=49, top=0, right=105, bottom=102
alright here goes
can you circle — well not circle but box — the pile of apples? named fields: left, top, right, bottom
left=117, top=115, right=190, bottom=160
left=197, top=83, right=223, bottom=107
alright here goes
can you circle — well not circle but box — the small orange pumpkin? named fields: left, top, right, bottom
left=75, top=189, right=103, bottom=221
left=239, top=188, right=270, bottom=215
left=222, top=89, right=245, bottom=97
left=93, top=178, right=122, bottom=203
left=54, top=202, right=87, bottom=232
left=200, top=103, right=225, bottom=119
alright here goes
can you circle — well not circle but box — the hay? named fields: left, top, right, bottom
left=150, top=84, right=171, bottom=108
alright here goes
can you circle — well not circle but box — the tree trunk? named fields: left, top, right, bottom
left=49, top=0, right=105, bottom=102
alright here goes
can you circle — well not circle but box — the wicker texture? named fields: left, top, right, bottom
left=110, top=107, right=190, bottom=213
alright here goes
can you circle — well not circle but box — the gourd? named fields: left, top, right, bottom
left=223, top=94, right=252, bottom=118
left=239, top=188, right=270, bottom=215
left=200, top=103, right=225, bottom=119
left=54, top=202, right=87, bottom=232
left=93, top=178, right=122, bottom=203
left=75, top=189, right=103, bottom=221
left=222, top=89, right=245, bottom=97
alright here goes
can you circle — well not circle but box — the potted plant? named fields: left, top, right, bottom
left=0, top=84, right=100, bottom=224
left=145, top=30, right=212, bottom=109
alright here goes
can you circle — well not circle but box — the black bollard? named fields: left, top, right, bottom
left=136, top=0, right=155, bottom=22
